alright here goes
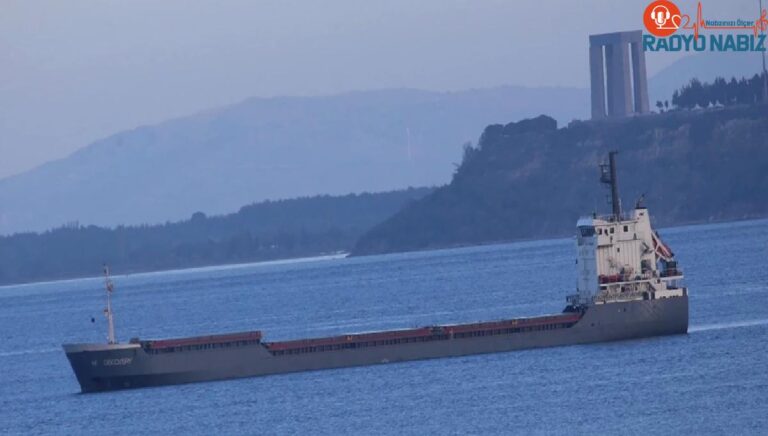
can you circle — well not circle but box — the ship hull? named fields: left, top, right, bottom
left=63, top=296, right=688, bottom=393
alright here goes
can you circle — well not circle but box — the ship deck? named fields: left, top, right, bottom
left=264, top=312, right=582, bottom=355
left=135, top=312, right=584, bottom=356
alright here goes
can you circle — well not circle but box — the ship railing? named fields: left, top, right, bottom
left=566, top=294, right=596, bottom=307
left=595, top=288, right=646, bottom=303
left=595, top=213, right=635, bottom=223
left=660, top=269, right=684, bottom=278
left=599, top=272, right=685, bottom=287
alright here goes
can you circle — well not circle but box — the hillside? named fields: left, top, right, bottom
left=0, top=87, right=588, bottom=235
left=352, top=105, right=768, bottom=255
left=0, top=188, right=431, bottom=285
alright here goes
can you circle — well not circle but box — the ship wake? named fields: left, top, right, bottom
left=689, top=319, right=768, bottom=333
left=0, top=347, right=60, bottom=358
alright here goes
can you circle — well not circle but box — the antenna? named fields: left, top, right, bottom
left=103, top=265, right=117, bottom=344
left=599, top=151, right=621, bottom=219
left=635, top=192, right=647, bottom=209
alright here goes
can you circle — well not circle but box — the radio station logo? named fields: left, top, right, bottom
left=643, top=1, right=768, bottom=51
left=644, top=0, right=681, bottom=37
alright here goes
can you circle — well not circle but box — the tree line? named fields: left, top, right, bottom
left=666, top=73, right=767, bottom=110
left=0, top=188, right=432, bottom=285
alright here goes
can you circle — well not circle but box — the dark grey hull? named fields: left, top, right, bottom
left=63, top=296, right=688, bottom=393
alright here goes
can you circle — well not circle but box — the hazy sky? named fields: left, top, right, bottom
left=0, top=0, right=760, bottom=178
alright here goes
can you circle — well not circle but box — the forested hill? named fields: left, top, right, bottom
left=0, top=188, right=431, bottom=285
left=352, top=105, right=768, bottom=255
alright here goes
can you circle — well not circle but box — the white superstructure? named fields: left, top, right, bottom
left=569, top=152, right=686, bottom=306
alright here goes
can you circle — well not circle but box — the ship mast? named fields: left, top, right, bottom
left=599, top=151, right=621, bottom=220
left=103, top=265, right=117, bottom=344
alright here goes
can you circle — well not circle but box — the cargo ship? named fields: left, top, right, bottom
left=63, top=152, right=688, bottom=393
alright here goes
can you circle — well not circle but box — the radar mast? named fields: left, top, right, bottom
left=599, top=151, right=621, bottom=219
left=103, top=265, right=117, bottom=344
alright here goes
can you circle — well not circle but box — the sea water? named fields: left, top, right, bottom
left=1, top=219, right=766, bottom=435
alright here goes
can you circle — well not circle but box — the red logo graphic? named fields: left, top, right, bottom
left=644, top=0, right=681, bottom=37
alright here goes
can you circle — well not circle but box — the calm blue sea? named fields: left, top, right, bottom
left=1, top=219, right=767, bottom=435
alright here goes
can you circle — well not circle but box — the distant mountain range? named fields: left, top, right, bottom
left=0, top=51, right=760, bottom=235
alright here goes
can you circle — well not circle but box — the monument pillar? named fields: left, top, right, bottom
left=590, top=45, right=606, bottom=119
left=589, top=31, right=649, bottom=119
left=606, top=42, right=632, bottom=117
left=631, top=41, right=650, bottom=113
